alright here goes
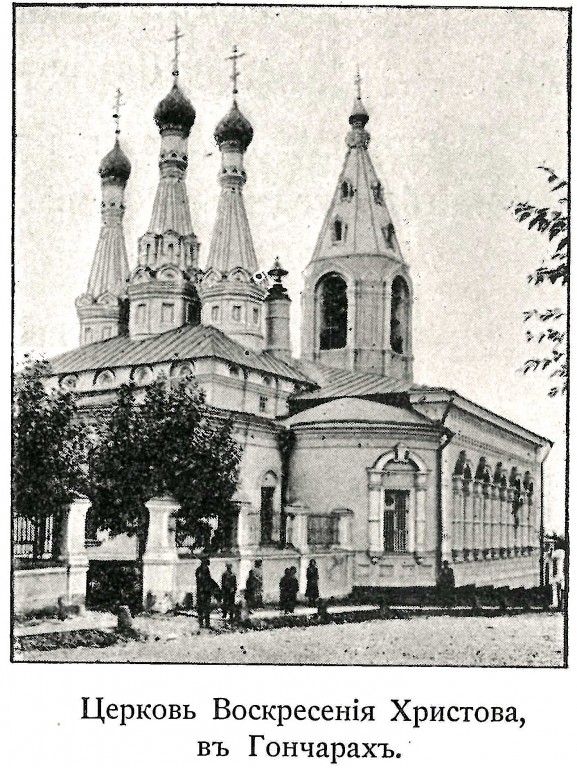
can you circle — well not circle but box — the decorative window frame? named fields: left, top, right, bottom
left=366, top=444, right=428, bottom=558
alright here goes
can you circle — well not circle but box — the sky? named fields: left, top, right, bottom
left=13, top=4, right=568, bottom=532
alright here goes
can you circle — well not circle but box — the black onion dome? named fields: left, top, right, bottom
left=154, top=83, right=196, bottom=137
left=99, top=140, right=131, bottom=182
left=214, top=101, right=253, bottom=151
left=349, top=96, right=369, bottom=128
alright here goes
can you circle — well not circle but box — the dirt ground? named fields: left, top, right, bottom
left=18, top=612, right=564, bottom=666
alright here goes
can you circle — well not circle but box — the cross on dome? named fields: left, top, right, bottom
left=355, top=65, right=362, bottom=100
left=112, top=88, right=125, bottom=137
left=169, top=22, right=184, bottom=81
left=227, top=45, right=246, bottom=97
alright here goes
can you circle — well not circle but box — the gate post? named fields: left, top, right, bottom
left=60, top=494, right=90, bottom=607
left=142, top=495, right=179, bottom=613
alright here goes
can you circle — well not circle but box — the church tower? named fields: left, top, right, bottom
left=300, top=73, right=413, bottom=382
left=127, top=25, right=202, bottom=339
left=76, top=90, right=131, bottom=346
left=199, top=47, right=266, bottom=352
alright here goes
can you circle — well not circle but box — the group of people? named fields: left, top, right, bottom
left=194, top=558, right=321, bottom=627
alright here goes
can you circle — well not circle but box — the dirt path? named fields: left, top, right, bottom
left=17, top=612, right=564, bottom=666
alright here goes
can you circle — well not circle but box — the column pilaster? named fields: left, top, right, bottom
left=142, top=495, right=179, bottom=613
left=60, top=495, right=90, bottom=606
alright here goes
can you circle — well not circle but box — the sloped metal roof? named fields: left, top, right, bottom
left=291, top=361, right=412, bottom=400
left=49, top=324, right=314, bottom=383
left=85, top=223, right=130, bottom=299
left=148, top=175, right=195, bottom=235
left=205, top=178, right=259, bottom=275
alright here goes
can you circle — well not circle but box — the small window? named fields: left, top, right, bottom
left=333, top=219, right=343, bottom=242
left=84, top=327, right=93, bottom=344
left=229, top=364, right=239, bottom=376
left=372, top=181, right=383, bottom=205
left=383, top=223, right=395, bottom=249
left=263, top=375, right=272, bottom=386
left=102, top=326, right=112, bottom=339
left=135, top=303, right=146, bottom=326
left=211, top=305, right=220, bottom=322
left=259, top=395, right=268, bottom=413
left=161, top=302, right=174, bottom=324
left=253, top=307, right=260, bottom=324
left=341, top=180, right=354, bottom=200
left=232, top=305, right=242, bottom=322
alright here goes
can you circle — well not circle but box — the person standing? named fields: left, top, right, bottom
left=305, top=559, right=320, bottom=607
left=221, top=563, right=237, bottom=622
left=253, top=559, right=264, bottom=608
left=279, top=568, right=291, bottom=614
left=437, top=560, right=456, bottom=608
left=286, top=566, right=299, bottom=614
left=246, top=559, right=264, bottom=611
left=196, top=558, right=218, bottom=629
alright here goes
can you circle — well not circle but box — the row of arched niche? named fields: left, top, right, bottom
left=450, top=450, right=537, bottom=560
left=60, top=361, right=195, bottom=391
left=453, top=451, right=535, bottom=495
left=316, top=272, right=410, bottom=354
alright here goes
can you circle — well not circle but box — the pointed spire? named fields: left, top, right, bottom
left=350, top=66, right=369, bottom=128
left=206, top=47, right=257, bottom=275
left=307, top=73, right=402, bottom=263
left=76, top=90, right=131, bottom=344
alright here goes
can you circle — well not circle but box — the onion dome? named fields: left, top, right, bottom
left=214, top=100, right=253, bottom=151
left=349, top=95, right=369, bottom=128
left=99, top=139, right=131, bottom=183
left=154, top=83, right=196, bottom=137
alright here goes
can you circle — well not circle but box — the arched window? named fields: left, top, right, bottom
left=390, top=275, right=410, bottom=354
left=132, top=366, right=153, bottom=385
left=260, top=471, right=278, bottom=545
left=94, top=370, right=115, bottom=389
left=332, top=218, right=346, bottom=242
left=382, top=223, right=395, bottom=249
left=341, top=180, right=354, bottom=200
left=318, top=273, right=348, bottom=351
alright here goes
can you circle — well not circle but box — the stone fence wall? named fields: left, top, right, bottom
left=13, top=496, right=91, bottom=615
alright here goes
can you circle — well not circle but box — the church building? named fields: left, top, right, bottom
left=47, top=40, right=551, bottom=600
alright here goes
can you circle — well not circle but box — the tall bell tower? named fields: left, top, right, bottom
left=300, top=72, right=413, bottom=382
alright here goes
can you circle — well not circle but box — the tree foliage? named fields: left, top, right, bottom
left=12, top=357, right=87, bottom=559
left=512, top=166, right=568, bottom=397
left=88, top=376, right=242, bottom=557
